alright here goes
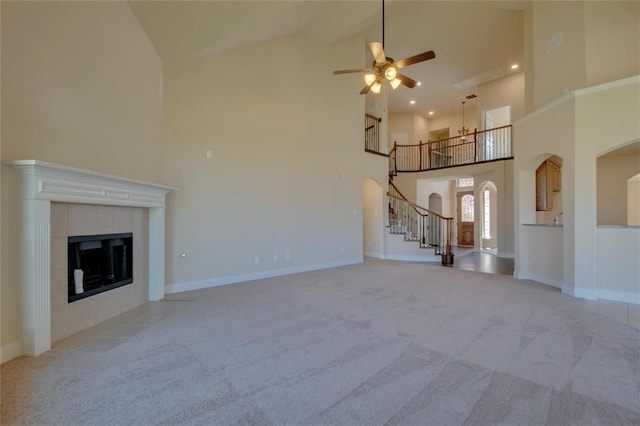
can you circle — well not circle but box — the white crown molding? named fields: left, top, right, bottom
left=573, top=74, right=640, bottom=97
left=514, top=74, right=640, bottom=127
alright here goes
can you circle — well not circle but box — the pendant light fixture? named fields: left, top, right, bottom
left=458, top=101, right=470, bottom=140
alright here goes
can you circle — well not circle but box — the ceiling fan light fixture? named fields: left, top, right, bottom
left=332, top=0, right=435, bottom=95
left=364, top=73, right=377, bottom=86
left=384, top=66, right=397, bottom=81
left=389, top=78, right=401, bottom=90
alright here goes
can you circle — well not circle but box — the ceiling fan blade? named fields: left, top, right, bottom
left=333, top=68, right=372, bottom=75
left=370, top=42, right=386, bottom=65
left=397, top=72, right=418, bottom=88
left=395, top=50, right=436, bottom=69
left=359, top=85, right=372, bottom=95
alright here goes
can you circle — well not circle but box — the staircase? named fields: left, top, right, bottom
left=360, top=113, right=459, bottom=264
left=388, top=180, right=454, bottom=265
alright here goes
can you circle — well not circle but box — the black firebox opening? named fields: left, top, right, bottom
left=68, top=233, right=133, bottom=303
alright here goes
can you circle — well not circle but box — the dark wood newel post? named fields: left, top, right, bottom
left=473, top=128, right=478, bottom=162
left=418, top=141, right=422, bottom=171
left=393, top=141, right=397, bottom=171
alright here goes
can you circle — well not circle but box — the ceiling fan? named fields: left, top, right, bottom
left=333, top=0, right=435, bottom=95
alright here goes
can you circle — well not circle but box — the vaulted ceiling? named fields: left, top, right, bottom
left=129, top=1, right=526, bottom=118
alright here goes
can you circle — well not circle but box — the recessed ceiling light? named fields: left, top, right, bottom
left=417, top=82, right=422, bottom=86
left=428, top=111, right=434, bottom=115
left=409, top=100, right=416, bottom=105
left=511, top=64, right=519, bottom=70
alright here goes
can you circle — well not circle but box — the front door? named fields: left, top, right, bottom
left=457, top=191, right=474, bottom=247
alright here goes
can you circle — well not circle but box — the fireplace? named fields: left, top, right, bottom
left=7, top=160, right=173, bottom=356
left=68, top=233, right=134, bottom=302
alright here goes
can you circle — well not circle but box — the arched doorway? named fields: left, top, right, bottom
left=428, top=193, right=443, bottom=214
left=457, top=192, right=474, bottom=247
left=479, top=181, right=498, bottom=253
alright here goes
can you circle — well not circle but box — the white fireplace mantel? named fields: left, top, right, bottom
left=7, top=160, right=174, bottom=356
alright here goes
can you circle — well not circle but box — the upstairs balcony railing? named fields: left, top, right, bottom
left=365, top=113, right=386, bottom=156
left=389, top=125, right=513, bottom=172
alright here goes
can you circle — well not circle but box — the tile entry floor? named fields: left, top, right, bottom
left=444, top=249, right=639, bottom=330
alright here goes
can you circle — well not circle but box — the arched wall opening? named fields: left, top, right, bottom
left=596, top=141, right=640, bottom=226
left=534, top=154, right=563, bottom=225
left=515, top=152, right=565, bottom=289
left=362, top=178, right=384, bottom=258
left=428, top=193, right=443, bottom=215
left=628, top=174, right=640, bottom=226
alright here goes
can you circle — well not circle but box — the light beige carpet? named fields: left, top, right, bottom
left=2, top=260, right=639, bottom=425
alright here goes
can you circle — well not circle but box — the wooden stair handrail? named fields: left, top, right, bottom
left=388, top=181, right=453, bottom=220
left=365, top=113, right=382, bottom=122
left=387, top=193, right=453, bottom=221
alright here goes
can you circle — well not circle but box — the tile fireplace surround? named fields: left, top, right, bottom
left=7, top=160, right=173, bottom=356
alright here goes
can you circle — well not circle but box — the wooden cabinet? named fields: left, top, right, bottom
left=536, top=159, right=561, bottom=211
left=549, top=160, right=561, bottom=192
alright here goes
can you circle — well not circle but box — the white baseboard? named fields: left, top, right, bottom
left=596, top=289, right=640, bottom=305
left=498, top=251, right=515, bottom=259
left=364, top=251, right=383, bottom=259
left=381, top=254, right=440, bottom=263
left=166, top=257, right=363, bottom=294
left=572, top=287, right=598, bottom=301
left=514, top=271, right=562, bottom=289
left=1, top=341, right=22, bottom=364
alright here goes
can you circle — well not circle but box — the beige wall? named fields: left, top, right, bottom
left=584, top=2, right=640, bottom=87
left=514, top=97, right=575, bottom=292
left=574, top=80, right=640, bottom=297
left=529, top=2, right=639, bottom=111
left=516, top=77, right=640, bottom=300
left=1, top=1, right=163, bottom=349
left=530, top=2, right=586, bottom=109
left=389, top=113, right=414, bottom=146
left=517, top=1, right=640, bottom=301
left=1, top=1, right=163, bottom=181
left=50, top=204, right=148, bottom=343
left=413, top=114, right=429, bottom=144
left=389, top=112, right=430, bottom=146
left=162, top=33, right=388, bottom=289
left=427, top=105, right=479, bottom=138
left=0, top=1, right=3, bottom=360
left=478, top=72, right=525, bottom=124
left=597, top=154, right=640, bottom=225
left=363, top=179, right=384, bottom=258
left=629, top=178, right=640, bottom=226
